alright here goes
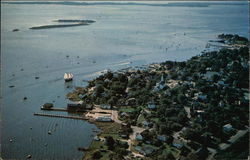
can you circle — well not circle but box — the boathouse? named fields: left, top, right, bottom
left=67, top=101, right=86, bottom=112
left=41, top=103, right=54, bottom=110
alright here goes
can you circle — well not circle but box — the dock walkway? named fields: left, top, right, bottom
left=34, top=113, right=88, bottom=120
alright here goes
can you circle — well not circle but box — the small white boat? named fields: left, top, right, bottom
left=64, top=73, right=73, bottom=82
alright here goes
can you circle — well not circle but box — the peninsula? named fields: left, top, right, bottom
left=66, top=34, right=249, bottom=160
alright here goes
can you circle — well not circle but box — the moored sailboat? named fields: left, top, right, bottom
left=64, top=73, right=73, bottom=82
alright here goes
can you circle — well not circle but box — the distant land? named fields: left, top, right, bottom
left=2, top=0, right=247, bottom=1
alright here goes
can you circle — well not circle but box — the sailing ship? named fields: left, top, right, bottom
left=64, top=73, right=73, bottom=82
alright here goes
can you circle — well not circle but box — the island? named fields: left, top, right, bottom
left=66, top=34, right=249, bottom=160
left=54, top=19, right=96, bottom=23
left=29, top=19, right=95, bottom=30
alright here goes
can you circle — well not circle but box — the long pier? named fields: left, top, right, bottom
left=34, top=113, right=88, bottom=120
left=41, top=107, right=68, bottom=111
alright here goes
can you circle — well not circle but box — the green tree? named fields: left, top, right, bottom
left=95, top=85, right=104, bottom=96
left=158, top=150, right=175, bottom=160
left=177, top=94, right=186, bottom=104
left=106, top=136, right=115, bottom=150
left=108, top=96, right=118, bottom=106
left=92, top=151, right=102, bottom=159
left=105, top=71, right=113, bottom=80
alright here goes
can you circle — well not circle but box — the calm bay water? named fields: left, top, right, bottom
left=1, top=1, right=248, bottom=159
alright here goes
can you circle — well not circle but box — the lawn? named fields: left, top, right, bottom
left=83, top=122, right=122, bottom=160
left=93, top=122, right=121, bottom=134
left=164, top=144, right=181, bottom=159
left=137, top=114, right=146, bottom=125
left=119, top=106, right=136, bottom=113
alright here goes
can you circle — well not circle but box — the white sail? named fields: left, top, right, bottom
left=64, top=73, right=68, bottom=79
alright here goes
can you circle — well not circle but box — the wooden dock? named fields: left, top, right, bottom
left=34, top=113, right=88, bottom=120
left=41, top=107, right=68, bottom=111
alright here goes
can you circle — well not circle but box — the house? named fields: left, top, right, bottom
left=100, top=104, right=112, bottom=110
left=203, top=71, right=219, bottom=80
left=142, top=121, right=153, bottom=128
left=104, top=79, right=110, bottom=83
left=157, top=135, right=167, bottom=142
left=120, top=134, right=129, bottom=139
left=206, top=67, right=212, bottom=71
left=196, top=110, right=205, bottom=114
left=154, top=83, right=165, bottom=91
left=197, top=95, right=207, bottom=101
left=85, top=104, right=93, bottom=110
left=219, top=101, right=225, bottom=107
left=95, top=116, right=113, bottom=122
left=172, top=138, right=184, bottom=149
left=94, top=136, right=100, bottom=141
left=217, top=81, right=225, bottom=86
left=223, top=124, right=234, bottom=133
left=147, top=102, right=156, bottom=110
left=135, top=145, right=155, bottom=156
left=241, top=62, right=248, bottom=69
left=135, top=133, right=143, bottom=141
left=101, top=92, right=108, bottom=97
left=120, top=112, right=129, bottom=118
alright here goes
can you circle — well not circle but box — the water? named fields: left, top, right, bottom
left=1, top=1, right=248, bottom=159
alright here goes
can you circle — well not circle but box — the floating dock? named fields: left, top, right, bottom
left=34, top=113, right=87, bottom=120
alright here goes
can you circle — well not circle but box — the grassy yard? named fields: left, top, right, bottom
left=93, top=122, right=121, bottom=134
left=83, top=122, right=122, bottom=160
left=163, top=144, right=181, bottom=159
left=119, top=106, right=136, bottom=113
left=137, top=114, right=146, bottom=125
left=150, top=117, right=160, bottom=123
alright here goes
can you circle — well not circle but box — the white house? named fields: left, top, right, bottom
left=95, top=116, right=113, bottom=122
left=223, top=124, right=233, bottom=133
left=153, top=75, right=166, bottom=91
